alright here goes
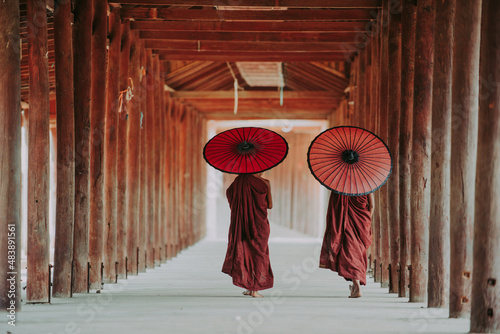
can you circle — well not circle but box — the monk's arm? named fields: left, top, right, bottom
left=265, top=181, right=273, bottom=209
left=368, top=192, right=375, bottom=217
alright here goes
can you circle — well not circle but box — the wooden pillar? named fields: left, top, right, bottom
left=153, top=55, right=162, bottom=265
left=116, top=20, right=130, bottom=279
left=126, top=31, right=142, bottom=275
left=163, top=95, right=173, bottom=257
left=52, top=0, right=75, bottom=298
left=103, top=7, right=121, bottom=284
left=27, top=0, right=50, bottom=303
left=410, top=0, right=434, bottom=303
left=428, top=0, right=454, bottom=308
left=387, top=2, right=402, bottom=295
left=166, top=99, right=174, bottom=259
left=399, top=0, right=416, bottom=299
left=358, top=50, right=366, bottom=129
left=0, top=0, right=22, bottom=310
left=449, top=0, right=481, bottom=318
left=89, top=0, right=107, bottom=289
left=471, top=1, right=500, bottom=331
left=146, top=50, right=156, bottom=269
left=159, top=71, right=167, bottom=262
left=378, top=0, right=390, bottom=288
left=138, top=41, right=148, bottom=273
left=72, top=0, right=92, bottom=294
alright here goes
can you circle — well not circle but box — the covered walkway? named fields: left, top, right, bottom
left=15, top=226, right=469, bottom=334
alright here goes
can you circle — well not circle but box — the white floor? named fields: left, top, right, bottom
left=6, top=225, right=469, bottom=334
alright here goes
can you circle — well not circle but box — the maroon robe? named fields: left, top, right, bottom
left=320, top=192, right=372, bottom=285
left=222, top=174, right=274, bottom=291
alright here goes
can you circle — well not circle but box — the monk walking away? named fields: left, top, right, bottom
left=319, top=192, right=375, bottom=298
left=222, top=172, right=274, bottom=298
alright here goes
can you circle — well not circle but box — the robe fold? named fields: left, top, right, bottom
left=320, top=192, right=372, bottom=285
left=222, top=174, right=274, bottom=291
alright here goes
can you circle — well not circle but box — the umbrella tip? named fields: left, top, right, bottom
left=342, top=150, right=359, bottom=164
left=237, top=141, right=254, bottom=153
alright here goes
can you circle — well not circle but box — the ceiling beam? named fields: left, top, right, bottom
left=157, top=51, right=353, bottom=62
left=116, top=0, right=381, bottom=8
left=140, top=31, right=362, bottom=43
left=120, top=8, right=376, bottom=21
left=172, top=91, right=344, bottom=99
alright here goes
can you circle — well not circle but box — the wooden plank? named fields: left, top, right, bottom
left=118, top=0, right=381, bottom=8
left=0, top=0, right=22, bottom=311
left=27, top=0, right=50, bottom=303
left=410, top=0, right=434, bottom=303
left=121, top=8, right=377, bottom=21
left=471, top=1, right=500, bottom=331
left=140, top=30, right=361, bottom=43
left=398, top=0, right=416, bottom=299
left=157, top=52, right=353, bottom=62
left=52, top=0, right=75, bottom=298
left=131, top=20, right=370, bottom=32
left=172, top=91, right=343, bottom=99
left=428, top=0, right=454, bottom=308
left=89, top=0, right=107, bottom=290
left=103, top=7, right=121, bottom=284
left=449, top=0, right=481, bottom=318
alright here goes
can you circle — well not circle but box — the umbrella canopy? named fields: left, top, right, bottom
left=307, top=126, right=392, bottom=196
left=203, top=127, right=288, bottom=174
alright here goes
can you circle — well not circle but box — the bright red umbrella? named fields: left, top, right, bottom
left=307, top=126, right=392, bottom=196
left=203, top=127, right=288, bottom=174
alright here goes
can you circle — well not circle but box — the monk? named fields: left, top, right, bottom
left=319, top=192, right=375, bottom=298
left=222, top=172, right=274, bottom=298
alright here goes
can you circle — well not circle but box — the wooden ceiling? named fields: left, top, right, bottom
left=19, top=1, right=381, bottom=119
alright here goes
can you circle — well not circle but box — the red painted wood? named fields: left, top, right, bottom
left=153, top=56, right=162, bottom=264
left=146, top=50, right=156, bottom=269
left=120, top=0, right=381, bottom=8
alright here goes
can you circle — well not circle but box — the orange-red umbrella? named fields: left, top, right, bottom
left=307, top=126, right=392, bottom=196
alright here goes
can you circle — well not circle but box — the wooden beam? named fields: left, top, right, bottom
left=117, top=0, right=381, bottom=8
left=120, top=8, right=376, bottom=21
left=72, top=0, right=92, bottom=294
left=449, top=0, right=481, bottom=318
left=428, top=0, right=454, bottom=308
left=471, top=1, right=500, bottom=331
left=131, top=20, right=370, bottom=32
left=146, top=50, right=156, bottom=269
left=138, top=40, right=147, bottom=273
left=103, top=7, right=121, bottom=284
left=153, top=56, right=162, bottom=265
left=172, top=91, right=343, bottom=99
left=140, top=31, right=361, bottom=43
left=157, top=52, right=354, bottom=62
left=52, top=0, right=75, bottom=298
left=0, top=0, right=22, bottom=311
left=27, top=0, right=50, bottom=304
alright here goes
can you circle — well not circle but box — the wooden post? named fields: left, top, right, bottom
left=471, top=1, right=500, bottom=331
left=399, top=0, right=416, bottom=299
left=146, top=50, right=156, bottom=269
left=428, top=0, right=454, bottom=308
left=126, top=31, right=142, bottom=276
left=72, top=0, right=92, bottom=294
left=138, top=41, right=147, bottom=273
left=0, top=0, right=22, bottom=310
left=153, top=55, right=162, bottom=265
left=378, top=0, right=390, bottom=288
left=358, top=50, right=366, bottom=129
left=116, top=20, right=131, bottom=279
left=410, top=0, right=434, bottom=303
left=387, top=2, right=402, bottom=295
left=89, top=0, right=107, bottom=290
left=449, top=0, right=481, bottom=318
left=103, top=7, right=121, bottom=283
left=27, top=0, right=50, bottom=303
left=159, top=69, right=167, bottom=262
left=52, top=0, right=75, bottom=298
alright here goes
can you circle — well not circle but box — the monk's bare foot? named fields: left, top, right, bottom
left=349, top=280, right=362, bottom=298
left=251, top=291, right=263, bottom=298
left=242, top=290, right=251, bottom=296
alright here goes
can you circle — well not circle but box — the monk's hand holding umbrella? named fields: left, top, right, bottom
left=307, top=126, right=392, bottom=298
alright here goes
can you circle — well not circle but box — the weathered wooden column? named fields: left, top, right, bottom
left=126, top=31, right=142, bottom=275
left=0, top=0, right=22, bottom=310
left=116, top=20, right=131, bottom=279
left=166, top=99, right=174, bottom=259
left=153, top=56, right=162, bottom=265
left=428, top=0, right=454, bottom=308
left=163, top=95, right=173, bottom=257
left=378, top=1, right=390, bottom=288
left=159, top=72, right=167, bottom=261
left=138, top=41, right=148, bottom=273
left=387, top=2, right=402, bottom=295
left=471, top=1, right=500, bottom=331
left=72, top=0, right=92, bottom=294
left=399, top=0, right=416, bottom=299
left=103, top=7, right=121, bottom=284
left=52, top=0, right=75, bottom=298
left=450, top=0, right=481, bottom=318
left=146, top=50, right=156, bottom=269
left=27, top=0, right=50, bottom=303
left=89, top=0, right=107, bottom=289
left=410, top=0, right=434, bottom=303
